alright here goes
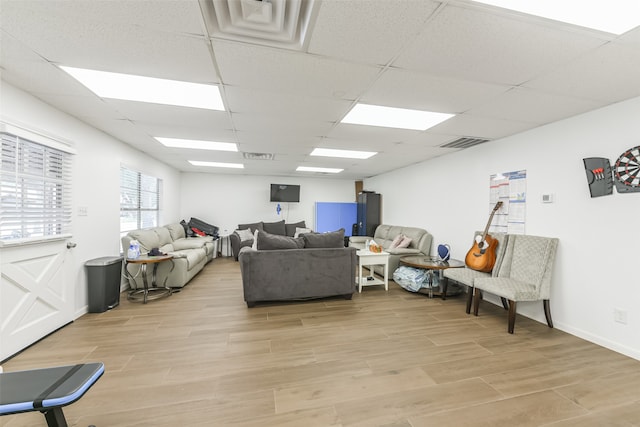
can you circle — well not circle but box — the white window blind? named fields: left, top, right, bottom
left=120, top=166, right=160, bottom=237
left=0, top=132, right=73, bottom=242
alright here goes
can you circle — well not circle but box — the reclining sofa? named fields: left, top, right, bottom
left=349, top=224, right=432, bottom=275
left=121, top=223, right=216, bottom=289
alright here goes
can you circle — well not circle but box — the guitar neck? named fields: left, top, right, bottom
left=479, top=202, right=503, bottom=240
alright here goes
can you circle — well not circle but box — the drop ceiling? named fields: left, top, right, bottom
left=1, top=0, right=639, bottom=180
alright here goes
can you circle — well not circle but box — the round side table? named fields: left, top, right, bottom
left=125, top=254, right=174, bottom=303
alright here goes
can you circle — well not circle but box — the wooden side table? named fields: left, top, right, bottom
left=399, top=256, right=464, bottom=299
left=356, top=250, right=390, bottom=292
left=125, top=254, right=174, bottom=303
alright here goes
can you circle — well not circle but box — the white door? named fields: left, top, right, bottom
left=0, top=238, right=74, bottom=361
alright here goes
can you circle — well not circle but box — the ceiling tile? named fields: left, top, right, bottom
left=393, top=3, right=607, bottom=85
left=307, top=0, right=440, bottom=65
left=212, top=40, right=381, bottom=99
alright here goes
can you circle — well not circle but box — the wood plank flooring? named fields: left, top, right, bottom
left=3, top=257, right=640, bottom=426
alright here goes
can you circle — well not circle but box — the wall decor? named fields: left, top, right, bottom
left=583, top=145, right=640, bottom=197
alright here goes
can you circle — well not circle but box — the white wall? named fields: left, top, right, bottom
left=179, top=173, right=358, bottom=235
left=366, top=96, right=640, bottom=360
left=1, top=81, right=182, bottom=317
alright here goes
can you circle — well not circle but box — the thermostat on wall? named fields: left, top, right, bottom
left=542, top=193, right=554, bottom=203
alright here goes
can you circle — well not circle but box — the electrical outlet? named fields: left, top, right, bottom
left=614, top=308, right=628, bottom=325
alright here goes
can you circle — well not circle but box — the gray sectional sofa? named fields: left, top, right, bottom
left=238, top=229, right=356, bottom=307
left=121, top=223, right=216, bottom=289
left=349, top=224, right=432, bottom=275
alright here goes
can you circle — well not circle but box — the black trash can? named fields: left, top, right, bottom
left=85, top=256, right=123, bottom=313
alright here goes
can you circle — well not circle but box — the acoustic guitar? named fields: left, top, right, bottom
left=465, top=201, right=503, bottom=272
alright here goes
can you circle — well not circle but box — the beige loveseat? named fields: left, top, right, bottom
left=121, top=223, right=217, bottom=289
left=349, top=224, right=432, bottom=275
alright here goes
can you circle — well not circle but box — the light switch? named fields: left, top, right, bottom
left=78, top=206, right=88, bottom=216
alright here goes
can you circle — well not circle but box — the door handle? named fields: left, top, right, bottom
left=67, top=242, right=77, bottom=249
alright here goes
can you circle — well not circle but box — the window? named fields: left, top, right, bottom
left=0, top=131, right=73, bottom=243
left=120, top=166, right=160, bottom=237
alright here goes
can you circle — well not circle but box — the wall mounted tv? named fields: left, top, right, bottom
left=270, top=184, right=300, bottom=203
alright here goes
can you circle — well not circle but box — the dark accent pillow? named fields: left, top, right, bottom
left=238, top=222, right=263, bottom=233
left=263, top=220, right=286, bottom=235
left=303, top=228, right=345, bottom=248
left=256, top=230, right=304, bottom=250
left=180, top=219, right=194, bottom=237
left=285, top=220, right=306, bottom=237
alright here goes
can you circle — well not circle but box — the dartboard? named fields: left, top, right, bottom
left=613, top=145, right=640, bottom=193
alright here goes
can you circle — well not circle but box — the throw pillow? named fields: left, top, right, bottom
left=285, top=220, right=306, bottom=237
left=251, top=229, right=259, bottom=250
left=303, top=228, right=345, bottom=248
left=389, top=234, right=404, bottom=249
left=256, top=230, right=304, bottom=250
left=263, top=220, right=286, bottom=235
left=294, top=227, right=313, bottom=238
left=398, top=236, right=412, bottom=248
left=235, top=228, right=254, bottom=242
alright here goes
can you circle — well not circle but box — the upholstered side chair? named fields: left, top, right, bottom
left=472, top=234, right=559, bottom=334
left=442, top=232, right=509, bottom=313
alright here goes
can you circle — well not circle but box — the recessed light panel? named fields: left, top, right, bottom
left=296, top=166, right=343, bottom=173
left=341, top=103, right=454, bottom=131
left=155, top=137, right=237, bottom=151
left=60, top=66, right=225, bottom=110
left=471, top=0, right=640, bottom=34
left=310, top=148, right=377, bottom=159
left=189, top=161, right=244, bottom=169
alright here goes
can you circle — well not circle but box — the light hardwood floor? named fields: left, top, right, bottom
left=3, top=257, right=640, bottom=427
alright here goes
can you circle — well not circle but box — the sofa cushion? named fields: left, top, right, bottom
left=389, top=234, right=404, bottom=249
left=256, top=230, right=304, bottom=250
left=235, top=228, right=254, bottom=242
left=128, top=229, right=160, bottom=252
left=263, top=220, right=286, bottom=235
left=285, top=220, right=306, bottom=237
left=238, top=221, right=263, bottom=233
left=173, top=238, right=207, bottom=250
left=167, top=223, right=186, bottom=241
left=303, top=229, right=345, bottom=248
left=155, top=227, right=173, bottom=246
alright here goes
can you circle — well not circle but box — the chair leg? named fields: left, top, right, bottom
left=473, top=288, right=481, bottom=316
left=543, top=299, right=553, bottom=328
left=465, top=286, right=473, bottom=314
left=500, top=297, right=509, bottom=310
left=507, top=300, right=517, bottom=334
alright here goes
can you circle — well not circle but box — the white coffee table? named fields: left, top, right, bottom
left=356, top=250, right=390, bottom=292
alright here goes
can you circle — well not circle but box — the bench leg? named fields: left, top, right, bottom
left=43, top=407, right=68, bottom=427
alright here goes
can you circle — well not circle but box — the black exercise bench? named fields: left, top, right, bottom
left=0, top=362, right=104, bottom=427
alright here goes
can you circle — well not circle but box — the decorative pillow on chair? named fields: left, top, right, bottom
left=251, top=229, right=259, bottom=250
left=256, top=230, right=304, bottom=250
left=235, top=228, right=254, bottom=242
left=303, top=228, right=345, bottom=248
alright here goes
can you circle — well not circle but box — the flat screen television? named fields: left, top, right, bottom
left=270, top=184, right=300, bottom=203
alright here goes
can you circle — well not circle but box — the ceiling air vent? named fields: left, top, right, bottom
left=200, top=0, right=321, bottom=50
left=242, top=152, right=274, bottom=160
left=441, top=137, right=491, bottom=149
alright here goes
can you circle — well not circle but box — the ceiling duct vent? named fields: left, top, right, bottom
left=201, top=0, right=321, bottom=50
left=242, top=151, right=274, bottom=160
left=441, top=137, right=491, bottom=149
